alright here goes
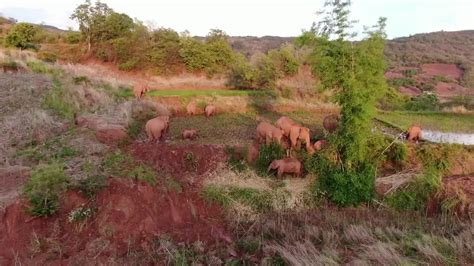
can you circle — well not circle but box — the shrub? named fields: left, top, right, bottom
left=402, top=69, right=418, bottom=77
left=24, top=163, right=69, bottom=216
left=255, top=142, right=285, bottom=175
left=5, top=22, right=39, bottom=49
left=254, top=56, right=279, bottom=90
left=307, top=155, right=376, bottom=206
left=65, top=31, right=82, bottom=44
left=128, top=165, right=157, bottom=186
left=386, top=141, right=408, bottom=165
left=73, top=175, right=107, bottom=198
left=227, top=55, right=255, bottom=89
left=378, top=87, right=409, bottom=110
left=118, top=58, right=138, bottom=71
left=405, top=94, right=440, bottom=111
left=387, top=77, right=417, bottom=88
left=420, top=82, right=435, bottom=91
left=385, top=170, right=440, bottom=211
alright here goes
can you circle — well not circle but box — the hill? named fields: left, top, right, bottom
left=385, top=30, right=474, bottom=89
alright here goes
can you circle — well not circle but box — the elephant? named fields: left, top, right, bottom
left=406, top=125, right=422, bottom=141
left=205, top=104, right=216, bottom=117
left=133, top=83, right=149, bottom=99
left=268, top=157, right=302, bottom=178
left=186, top=101, right=197, bottom=116
left=182, top=129, right=198, bottom=140
left=276, top=116, right=298, bottom=137
left=314, top=139, right=328, bottom=151
left=323, top=114, right=340, bottom=133
left=256, top=122, right=284, bottom=145
left=145, top=115, right=170, bottom=142
left=289, top=126, right=311, bottom=150
left=247, top=141, right=260, bottom=163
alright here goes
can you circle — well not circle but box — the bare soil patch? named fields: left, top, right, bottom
left=0, top=176, right=230, bottom=264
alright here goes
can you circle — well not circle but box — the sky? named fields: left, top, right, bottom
left=0, top=0, right=473, bottom=39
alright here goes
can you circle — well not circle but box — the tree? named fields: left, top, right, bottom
left=5, top=23, right=39, bottom=49
left=305, top=0, right=388, bottom=206
left=70, top=0, right=113, bottom=53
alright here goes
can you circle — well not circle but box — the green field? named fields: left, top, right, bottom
left=377, top=111, right=474, bottom=133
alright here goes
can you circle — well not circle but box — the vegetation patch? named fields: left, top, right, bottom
left=202, top=185, right=273, bottom=212
left=255, top=142, right=285, bottom=176
left=24, top=163, right=70, bottom=216
left=102, top=151, right=157, bottom=185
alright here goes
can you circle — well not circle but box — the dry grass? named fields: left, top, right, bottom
left=203, top=168, right=315, bottom=220
left=237, top=208, right=474, bottom=265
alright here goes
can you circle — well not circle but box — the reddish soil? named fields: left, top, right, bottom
left=421, top=64, right=463, bottom=80
left=435, top=82, right=474, bottom=97
left=129, top=143, right=228, bottom=178
left=399, top=86, right=422, bottom=96
left=0, top=166, right=30, bottom=208
left=0, top=144, right=231, bottom=264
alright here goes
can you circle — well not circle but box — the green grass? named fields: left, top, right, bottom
left=169, top=113, right=258, bottom=145
left=147, top=89, right=271, bottom=97
left=377, top=111, right=474, bottom=133
left=202, top=185, right=273, bottom=212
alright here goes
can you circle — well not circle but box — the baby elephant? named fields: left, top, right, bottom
left=133, top=83, right=149, bottom=99
left=268, top=157, right=302, bottom=178
left=182, top=129, right=198, bottom=140
left=186, top=101, right=197, bottom=116
left=256, top=122, right=284, bottom=145
left=205, top=105, right=216, bottom=117
left=145, top=115, right=170, bottom=143
left=406, top=125, right=422, bottom=141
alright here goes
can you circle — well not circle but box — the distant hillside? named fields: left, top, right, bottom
left=385, top=30, right=474, bottom=89
left=385, top=30, right=474, bottom=67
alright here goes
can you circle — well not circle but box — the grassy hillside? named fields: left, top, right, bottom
left=385, top=30, right=474, bottom=87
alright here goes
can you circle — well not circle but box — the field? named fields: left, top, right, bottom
left=1, top=35, right=474, bottom=264
left=377, top=111, right=474, bottom=133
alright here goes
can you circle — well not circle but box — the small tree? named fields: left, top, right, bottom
left=5, top=22, right=39, bottom=49
left=70, top=0, right=113, bottom=53
left=305, top=0, right=388, bottom=206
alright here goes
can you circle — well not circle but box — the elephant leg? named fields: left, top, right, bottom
left=277, top=168, right=283, bottom=178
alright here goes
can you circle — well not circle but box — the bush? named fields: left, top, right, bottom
left=387, top=77, right=417, bottom=88
left=255, top=142, right=285, bottom=175
left=5, top=22, right=39, bottom=49
left=405, top=94, right=440, bottom=111
left=402, top=69, right=418, bottom=77
left=254, top=56, right=279, bottom=90
left=0, top=60, right=19, bottom=70
left=306, top=155, right=376, bottom=206
left=72, top=175, right=107, bottom=198
left=385, top=170, right=440, bottom=211
left=386, top=141, right=408, bottom=165
left=24, top=163, right=69, bottom=216
left=377, top=87, right=408, bottom=110
left=118, top=58, right=139, bottom=71
left=65, top=31, right=82, bottom=44
left=227, top=55, right=255, bottom=89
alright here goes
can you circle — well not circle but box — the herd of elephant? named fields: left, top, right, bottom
left=136, top=83, right=423, bottom=179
